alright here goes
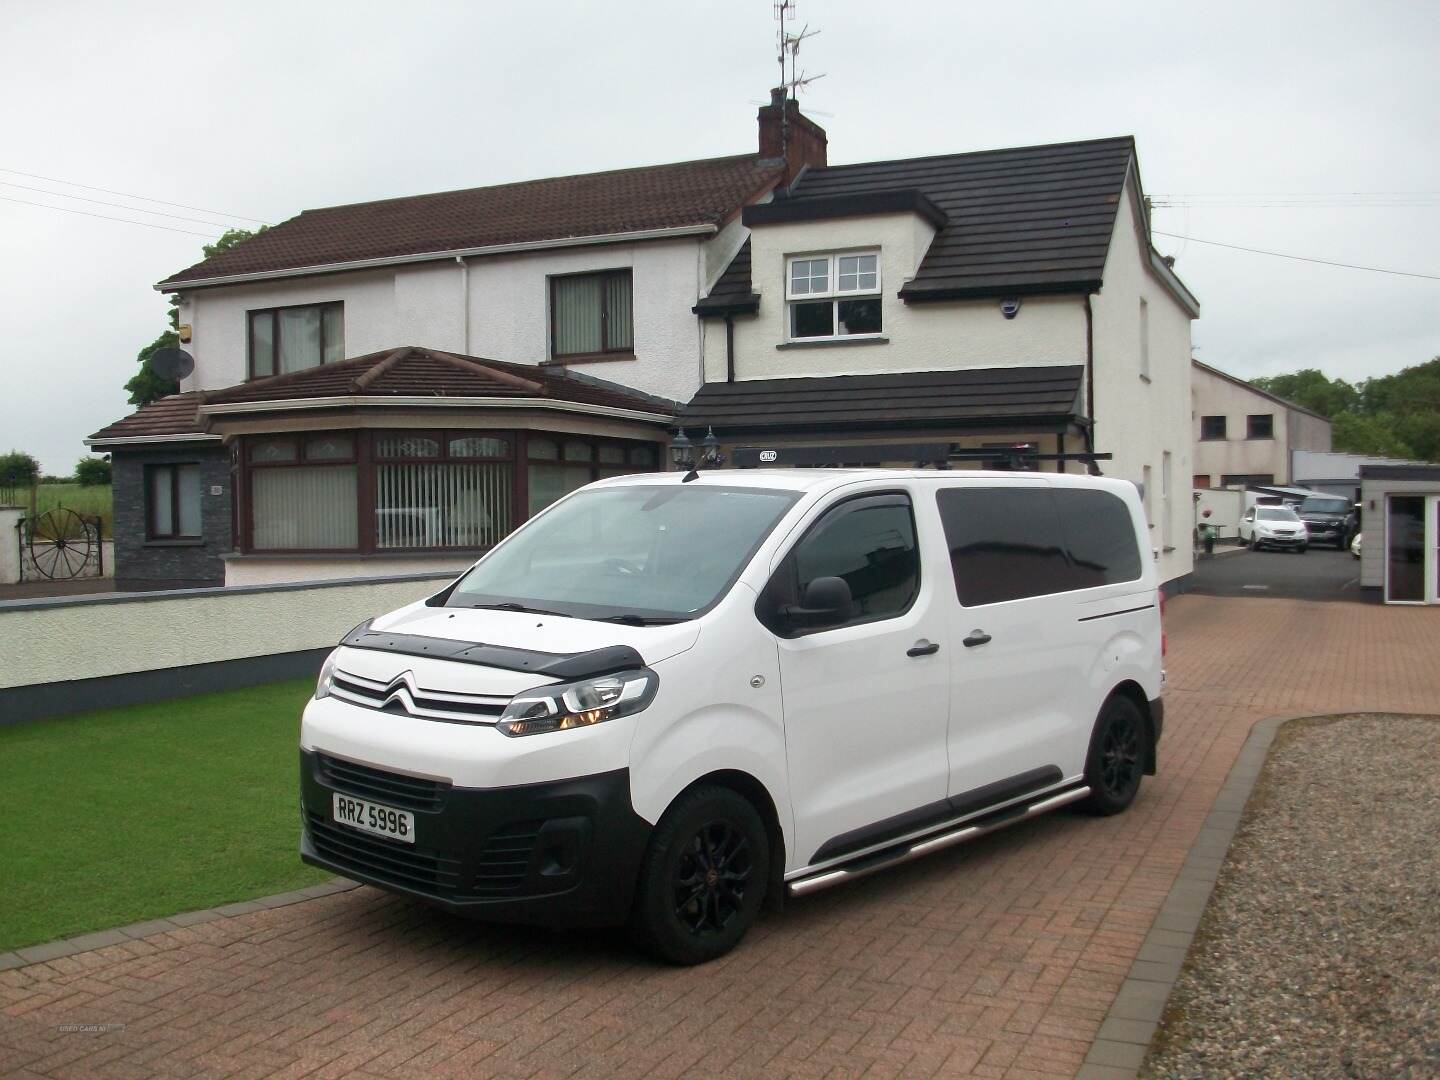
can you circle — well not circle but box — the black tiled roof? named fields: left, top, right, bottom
left=681, top=366, right=1085, bottom=434
left=693, top=239, right=759, bottom=316
left=698, top=137, right=1139, bottom=310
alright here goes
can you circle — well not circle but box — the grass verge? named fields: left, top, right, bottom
left=0, top=679, right=327, bottom=952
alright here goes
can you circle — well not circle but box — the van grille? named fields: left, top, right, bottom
left=317, top=754, right=447, bottom=811
left=469, top=822, right=543, bottom=897
left=306, top=812, right=462, bottom=893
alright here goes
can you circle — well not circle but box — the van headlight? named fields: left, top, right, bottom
left=497, top=668, right=658, bottom=737
left=314, top=650, right=339, bottom=700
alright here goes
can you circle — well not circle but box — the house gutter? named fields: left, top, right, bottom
left=197, top=396, right=674, bottom=425
left=84, top=433, right=222, bottom=449
left=156, top=224, right=719, bottom=292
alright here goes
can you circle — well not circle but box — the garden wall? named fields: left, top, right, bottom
left=0, top=570, right=454, bottom=724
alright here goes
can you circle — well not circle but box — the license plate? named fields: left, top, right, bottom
left=332, top=792, right=415, bottom=844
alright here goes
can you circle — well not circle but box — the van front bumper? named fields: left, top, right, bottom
left=299, top=750, right=651, bottom=927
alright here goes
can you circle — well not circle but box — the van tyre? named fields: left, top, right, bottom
left=1081, top=696, right=1146, bottom=816
left=629, top=785, right=769, bottom=965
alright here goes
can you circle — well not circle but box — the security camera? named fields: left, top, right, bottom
left=1000, top=297, right=1021, bottom=319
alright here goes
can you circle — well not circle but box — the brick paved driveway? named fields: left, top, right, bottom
left=3, top=595, right=1438, bottom=1079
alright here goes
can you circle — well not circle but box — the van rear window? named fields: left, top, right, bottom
left=936, top=486, right=1141, bottom=606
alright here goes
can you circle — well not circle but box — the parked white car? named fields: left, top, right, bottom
left=300, top=469, right=1165, bottom=963
left=1239, top=505, right=1309, bottom=553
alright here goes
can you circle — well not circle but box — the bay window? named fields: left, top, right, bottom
left=551, top=270, right=634, bottom=359
left=375, top=432, right=514, bottom=549
left=248, top=435, right=357, bottom=550
left=238, top=430, right=660, bottom=553
left=248, top=302, right=344, bottom=378
left=786, top=252, right=882, bottom=340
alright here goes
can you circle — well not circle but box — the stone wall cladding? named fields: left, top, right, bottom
left=112, top=446, right=230, bottom=589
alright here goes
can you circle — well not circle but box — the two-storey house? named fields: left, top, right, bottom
left=1191, top=358, right=1331, bottom=488
left=685, top=124, right=1200, bottom=586
left=91, top=93, right=1200, bottom=591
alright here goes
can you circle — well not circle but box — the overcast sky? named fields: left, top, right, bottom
left=2, top=0, right=1437, bottom=473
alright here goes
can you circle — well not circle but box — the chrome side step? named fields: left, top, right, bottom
left=787, top=785, right=1092, bottom=897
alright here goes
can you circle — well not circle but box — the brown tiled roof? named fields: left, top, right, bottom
left=87, top=391, right=212, bottom=445
left=202, top=347, right=677, bottom=417
left=160, top=155, right=784, bottom=287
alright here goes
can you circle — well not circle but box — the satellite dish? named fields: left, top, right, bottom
left=150, top=347, right=195, bottom=381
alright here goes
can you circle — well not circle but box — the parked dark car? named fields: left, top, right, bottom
left=1298, top=495, right=1358, bottom=550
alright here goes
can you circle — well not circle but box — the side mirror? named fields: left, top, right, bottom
left=783, top=576, right=853, bottom=628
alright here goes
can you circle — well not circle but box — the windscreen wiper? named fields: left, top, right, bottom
left=469, top=602, right=574, bottom=618
left=594, top=614, right=687, bottom=626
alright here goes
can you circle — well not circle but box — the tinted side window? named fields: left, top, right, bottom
left=937, top=487, right=1070, bottom=606
left=1053, top=488, right=1142, bottom=588
left=793, top=496, right=919, bottom=625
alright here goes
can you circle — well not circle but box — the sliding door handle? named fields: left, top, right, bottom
left=962, top=630, right=992, bottom=648
left=906, top=640, right=940, bottom=657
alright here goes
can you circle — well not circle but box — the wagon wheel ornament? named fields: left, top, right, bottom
left=28, top=508, right=95, bottom=580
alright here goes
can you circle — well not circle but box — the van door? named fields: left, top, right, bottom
left=933, top=482, right=1087, bottom=805
left=764, top=490, right=950, bottom=868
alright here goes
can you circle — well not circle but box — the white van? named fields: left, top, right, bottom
left=301, top=470, right=1164, bottom=964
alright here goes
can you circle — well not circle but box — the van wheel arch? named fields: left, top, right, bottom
left=669, top=770, right=787, bottom=913
left=1105, top=680, right=1156, bottom=776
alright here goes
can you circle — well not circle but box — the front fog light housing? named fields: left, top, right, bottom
left=314, top=650, right=339, bottom=700
left=497, top=668, right=658, bottom=737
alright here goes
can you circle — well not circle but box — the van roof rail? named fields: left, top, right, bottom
left=730, top=442, right=1113, bottom=472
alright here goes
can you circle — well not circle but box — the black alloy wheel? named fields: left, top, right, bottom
left=1082, top=696, right=1146, bottom=815
left=630, top=785, right=769, bottom=965
left=672, top=821, right=752, bottom=936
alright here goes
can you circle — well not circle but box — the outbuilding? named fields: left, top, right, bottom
left=1359, top=464, right=1440, bottom=605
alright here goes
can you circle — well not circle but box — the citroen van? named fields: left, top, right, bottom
left=300, top=470, right=1164, bottom=964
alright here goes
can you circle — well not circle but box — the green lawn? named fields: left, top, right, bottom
left=0, top=679, right=328, bottom=952
left=34, top=483, right=113, bottom=538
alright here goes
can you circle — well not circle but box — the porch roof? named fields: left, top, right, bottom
left=679, top=365, right=1086, bottom=435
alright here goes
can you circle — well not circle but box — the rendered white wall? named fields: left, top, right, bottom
left=466, top=237, right=704, bottom=404
left=1089, top=179, right=1195, bottom=585
left=179, top=268, right=461, bottom=392
left=179, top=237, right=708, bottom=403
left=0, top=575, right=450, bottom=690
left=0, top=508, right=22, bottom=585
left=710, top=213, right=1089, bottom=383
left=225, top=554, right=473, bottom=588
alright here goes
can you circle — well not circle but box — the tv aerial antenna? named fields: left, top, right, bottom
left=773, top=1, right=825, bottom=159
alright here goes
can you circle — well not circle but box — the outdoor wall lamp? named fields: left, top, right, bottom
left=670, top=427, right=725, bottom=481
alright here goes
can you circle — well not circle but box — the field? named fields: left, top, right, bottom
left=32, top=483, right=113, bottom=537
left=0, top=679, right=327, bottom=952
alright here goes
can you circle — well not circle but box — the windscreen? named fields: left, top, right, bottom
left=1300, top=496, right=1349, bottom=514
left=1257, top=507, right=1300, bottom=521
left=446, top=484, right=800, bottom=621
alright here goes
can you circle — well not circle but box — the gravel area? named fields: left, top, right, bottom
left=1143, top=714, right=1440, bottom=1079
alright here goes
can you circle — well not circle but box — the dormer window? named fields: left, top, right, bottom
left=786, top=252, right=882, bottom=340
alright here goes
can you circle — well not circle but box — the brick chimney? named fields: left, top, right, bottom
left=758, top=87, right=827, bottom=186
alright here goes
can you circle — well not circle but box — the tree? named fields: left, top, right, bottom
left=1330, top=412, right=1413, bottom=458
left=123, top=226, right=267, bottom=406
left=1250, top=368, right=1358, bottom=418
left=75, top=456, right=112, bottom=485
left=0, top=451, right=40, bottom=489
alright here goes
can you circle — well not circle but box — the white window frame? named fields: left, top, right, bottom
left=784, top=250, right=883, bottom=341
